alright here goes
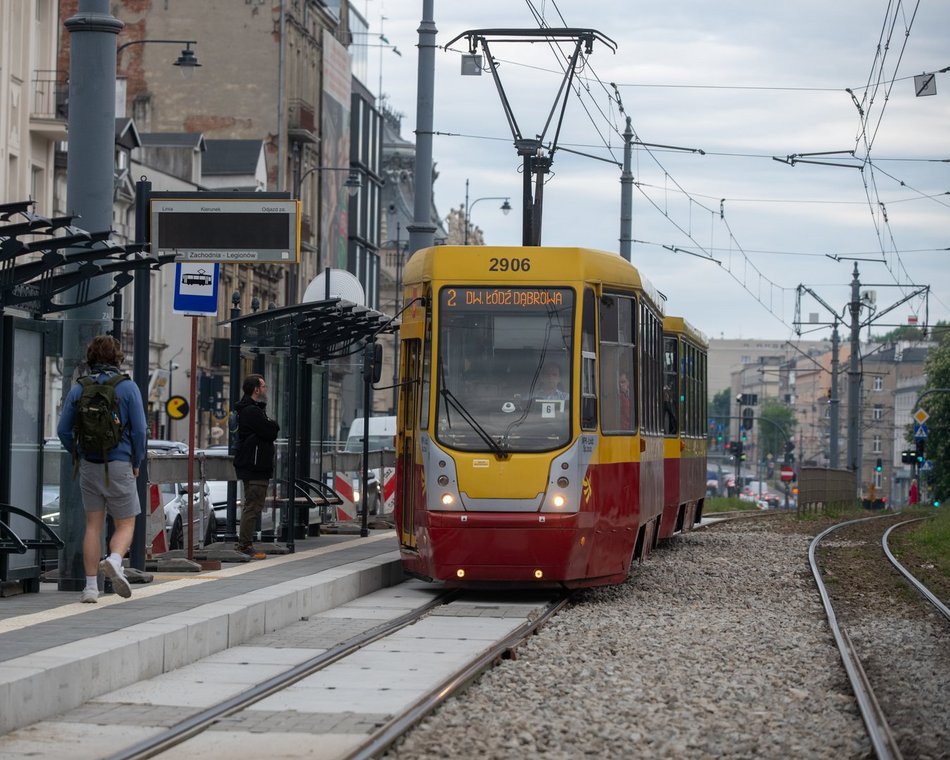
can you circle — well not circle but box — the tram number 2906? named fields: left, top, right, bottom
left=489, top=257, right=531, bottom=272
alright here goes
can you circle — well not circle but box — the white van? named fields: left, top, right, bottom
left=344, top=416, right=397, bottom=453
left=340, top=416, right=396, bottom=514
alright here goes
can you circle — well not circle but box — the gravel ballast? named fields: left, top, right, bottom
left=388, top=518, right=873, bottom=759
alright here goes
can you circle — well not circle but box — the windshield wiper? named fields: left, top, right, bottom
left=440, top=386, right=508, bottom=458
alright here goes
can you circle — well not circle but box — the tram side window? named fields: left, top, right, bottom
left=580, top=288, right=597, bottom=430
left=641, top=306, right=663, bottom=434
left=400, top=339, right=421, bottom=429
left=419, top=294, right=432, bottom=430
left=599, top=293, right=636, bottom=434
left=663, top=336, right=678, bottom=436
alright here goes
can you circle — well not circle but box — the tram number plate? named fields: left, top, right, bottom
left=488, top=257, right=531, bottom=272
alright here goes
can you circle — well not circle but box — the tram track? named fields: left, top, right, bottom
left=90, top=587, right=569, bottom=760
left=106, top=588, right=462, bottom=760
left=810, top=512, right=950, bottom=760
left=347, top=594, right=571, bottom=759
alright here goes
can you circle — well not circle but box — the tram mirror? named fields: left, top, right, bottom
left=363, top=342, right=384, bottom=384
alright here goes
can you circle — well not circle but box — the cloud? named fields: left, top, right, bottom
left=374, top=1, right=949, bottom=338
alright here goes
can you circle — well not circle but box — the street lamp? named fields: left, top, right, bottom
left=116, top=39, right=201, bottom=78
left=463, top=178, right=511, bottom=245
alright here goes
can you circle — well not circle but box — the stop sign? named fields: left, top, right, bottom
left=780, top=466, right=794, bottom=482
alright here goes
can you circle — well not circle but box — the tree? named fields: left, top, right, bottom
left=757, top=399, right=796, bottom=462
left=920, top=330, right=950, bottom=503
left=708, top=388, right=731, bottom=445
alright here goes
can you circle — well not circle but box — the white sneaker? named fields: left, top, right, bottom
left=80, top=588, right=99, bottom=603
left=99, top=558, right=132, bottom=599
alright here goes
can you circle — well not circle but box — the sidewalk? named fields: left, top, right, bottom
left=0, top=531, right=403, bottom=734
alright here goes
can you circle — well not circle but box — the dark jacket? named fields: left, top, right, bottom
left=233, top=396, right=280, bottom=481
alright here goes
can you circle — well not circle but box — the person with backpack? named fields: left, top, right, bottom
left=57, top=335, right=147, bottom=602
left=232, top=373, right=279, bottom=558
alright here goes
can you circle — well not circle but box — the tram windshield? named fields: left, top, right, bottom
left=435, top=286, right=574, bottom=453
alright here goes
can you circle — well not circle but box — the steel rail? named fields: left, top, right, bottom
left=882, top=518, right=950, bottom=622
left=345, top=594, right=573, bottom=760
left=106, top=588, right=460, bottom=760
left=809, top=515, right=903, bottom=760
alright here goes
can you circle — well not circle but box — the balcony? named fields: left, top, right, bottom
left=29, top=71, right=68, bottom=140
left=287, top=98, right=318, bottom=145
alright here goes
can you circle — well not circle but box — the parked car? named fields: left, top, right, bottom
left=146, top=439, right=205, bottom=549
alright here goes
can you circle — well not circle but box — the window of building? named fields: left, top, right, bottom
left=873, top=376, right=883, bottom=391
left=872, top=435, right=882, bottom=453
left=873, top=405, right=883, bottom=421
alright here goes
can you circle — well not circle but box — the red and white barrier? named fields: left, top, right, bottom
left=147, top=483, right=168, bottom=556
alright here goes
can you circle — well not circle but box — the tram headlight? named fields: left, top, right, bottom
left=441, top=493, right=455, bottom=506
left=437, top=474, right=449, bottom=486
left=552, top=494, right=566, bottom=508
left=556, top=476, right=569, bottom=488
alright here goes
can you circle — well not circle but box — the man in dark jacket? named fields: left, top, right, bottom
left=232, top=374, right=279, bottom=557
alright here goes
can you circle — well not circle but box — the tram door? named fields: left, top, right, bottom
left=397, top=339, right=422, bottom=548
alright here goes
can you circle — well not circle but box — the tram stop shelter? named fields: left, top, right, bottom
left=223, top=296, right=397, bottom=551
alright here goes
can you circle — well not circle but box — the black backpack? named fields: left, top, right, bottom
left=73, top=374, right=130, bottom=482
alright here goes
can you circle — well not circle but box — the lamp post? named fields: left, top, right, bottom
left=116, top=39, right=201, bottom=76
left=288, top=142, right=362, bottom=304
left=463, top=178, right=511, bottom=245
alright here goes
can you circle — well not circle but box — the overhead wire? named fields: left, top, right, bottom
left=530, top=0, right=796, bottom=330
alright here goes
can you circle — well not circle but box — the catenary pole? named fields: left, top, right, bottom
left=58, top=0, right=124, bottom=592
left=619, top=116, right=633, bottom=260
left=846, top=263, right=862, bottom=476
left=407, top=0, right=437, bottom=255
left=829, top=325, right=840, bottom=468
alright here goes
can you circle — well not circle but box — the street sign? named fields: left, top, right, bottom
left=921, top=460, right=934, bottom=472
left=780, top=466, right=794, bottom=483
left=166, top=395, right=189, bottom=420
left=913, top=422, right=929, bottom=440
left=914, top=408, right=929, bottom=425
left=173, top=262, right=219, bottom=315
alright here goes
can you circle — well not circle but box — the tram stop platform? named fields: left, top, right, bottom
left=0, top=530, right=403, bottom=735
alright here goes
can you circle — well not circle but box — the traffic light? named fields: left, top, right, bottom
left=733, top=440, right=743, bottom=457
left=742, top=407, right=754, bottom=430
left=901, top=449, right=916, bottom=465
left=875, top=458, right=882, bottom=473
left=915, top=439, right=926, bottom=464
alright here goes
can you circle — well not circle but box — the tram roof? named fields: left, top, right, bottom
left=221, top=297, right=396, bottom=362
left=663, top=315, right=709, bottom=348
left=405, top=246, right=664, bottom=313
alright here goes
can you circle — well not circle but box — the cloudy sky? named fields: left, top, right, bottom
left=358, top=1, right=948, bottom=341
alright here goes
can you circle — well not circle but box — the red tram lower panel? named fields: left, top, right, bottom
left=402, top=510, right=637, bottom=589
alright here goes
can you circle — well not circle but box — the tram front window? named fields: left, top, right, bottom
left=436, top=286, right=574, bottom=453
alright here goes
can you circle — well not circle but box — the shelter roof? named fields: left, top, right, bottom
left=224, top=298, right=398, bottom=363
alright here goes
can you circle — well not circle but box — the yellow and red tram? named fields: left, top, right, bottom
left=394, top=246, right=706, bottom=588
left=658, top=316, right=708, bottom=540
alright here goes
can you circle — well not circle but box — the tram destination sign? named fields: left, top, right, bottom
left=150, top=196, right=300, bottom=264
left=441, top=286, right=570, bottom=311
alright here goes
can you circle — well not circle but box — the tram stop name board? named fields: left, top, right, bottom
left=150, top=196, right=301, bottom=264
